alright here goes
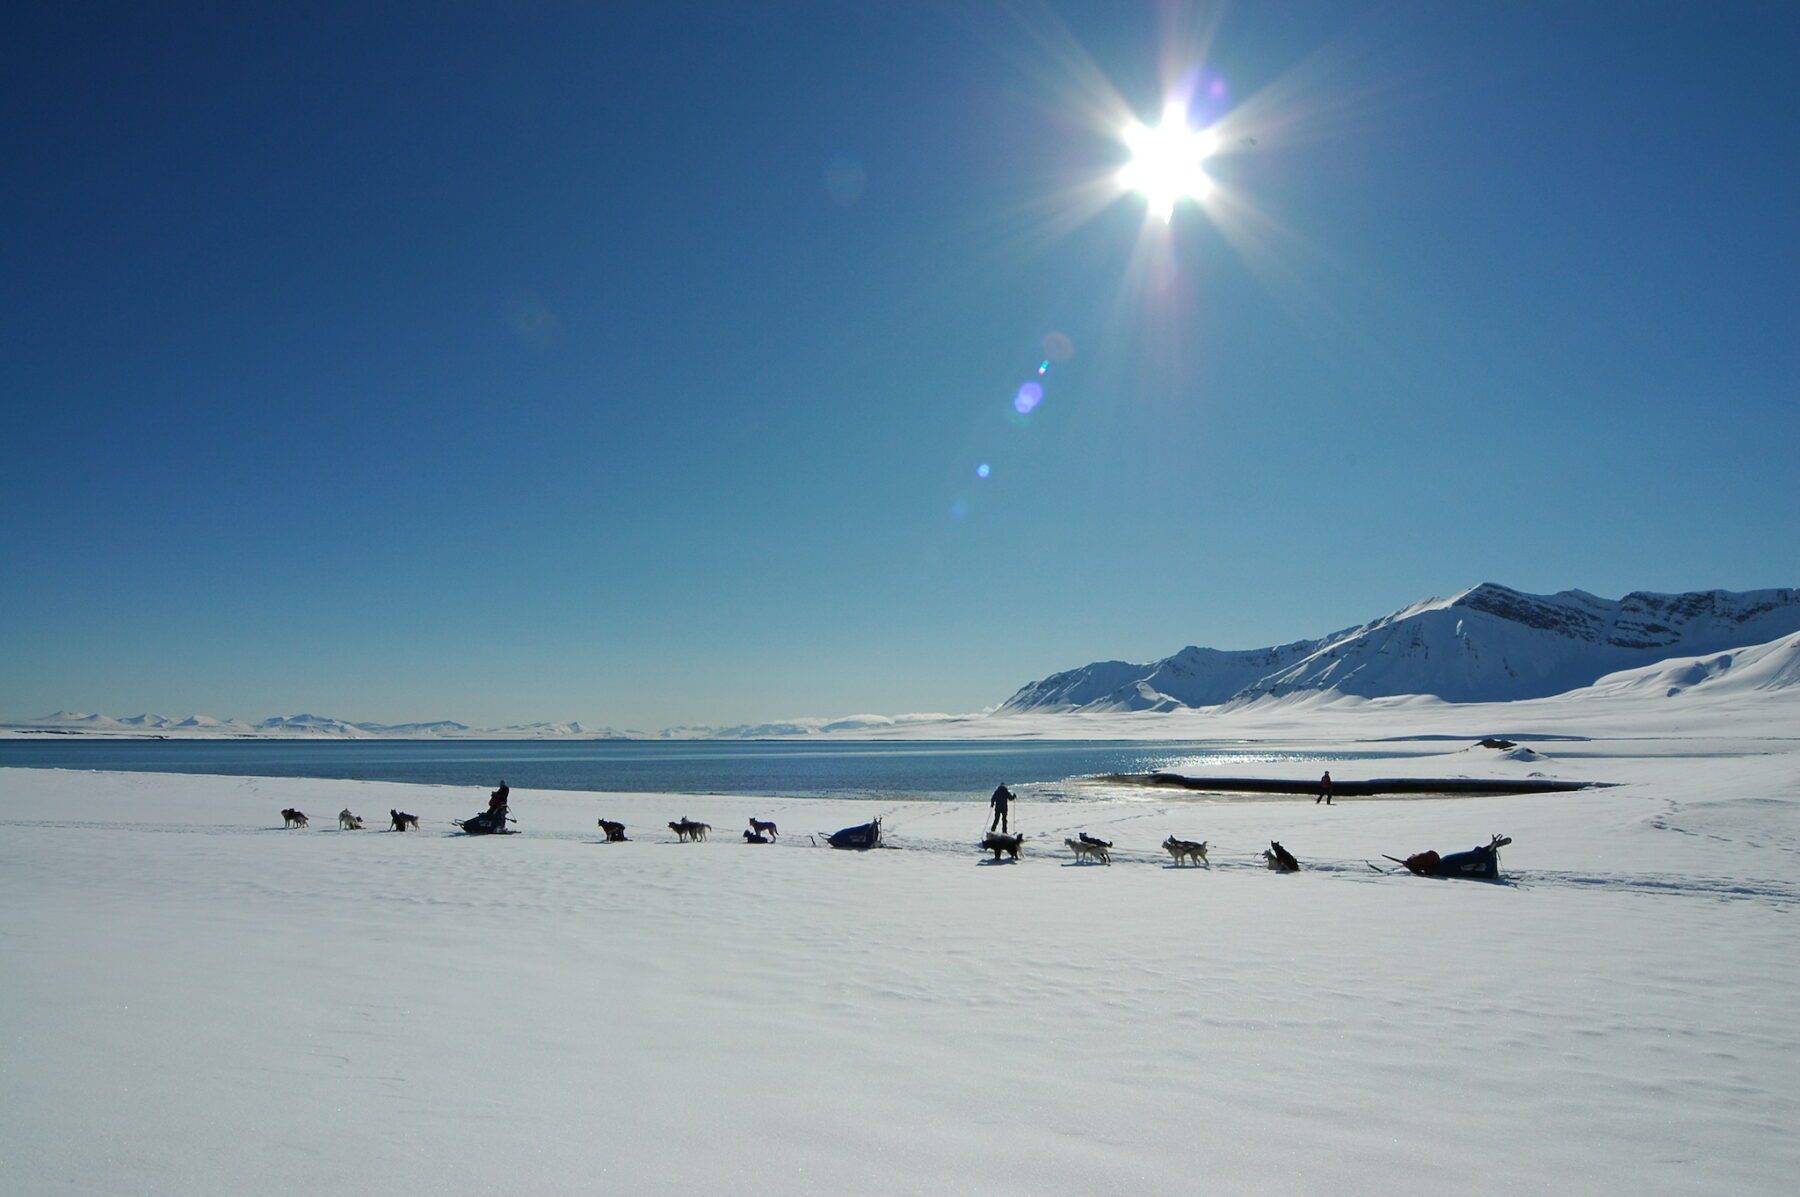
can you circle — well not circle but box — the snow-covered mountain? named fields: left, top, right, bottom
left=1001, top=642, right=1325, bottom=712
left=1570, top=629, right=1800, bottom=700
left=1002, top=584, right=1800, bottom=711
left=3, top=712, right=630, bottom=739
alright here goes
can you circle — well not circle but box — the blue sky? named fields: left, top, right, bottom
left=3, top=1, right=1796, bottom=728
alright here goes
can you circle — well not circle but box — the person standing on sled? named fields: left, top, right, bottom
left=1316, top=771, right=1332, bottom=805
left=989, top=784, right=1015, bottom=833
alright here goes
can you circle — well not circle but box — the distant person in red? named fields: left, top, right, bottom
left=989, top=784, right=1015, bottom=833
left=1316, top=771, right=1332, bottom=805
left=488, top=780, right=509, bottom=816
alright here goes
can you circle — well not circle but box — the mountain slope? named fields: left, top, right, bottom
left=1002, top=642, right=1327, bottom=711
left=1570, top=630, right=1800, bottom=699
left=1003, top=584, right=1800, bottom=710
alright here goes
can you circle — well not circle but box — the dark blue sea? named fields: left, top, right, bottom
left=0, top=739, right=1408, bottom=801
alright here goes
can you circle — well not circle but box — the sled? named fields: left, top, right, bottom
left=824, top=818, right=881, bottom=850
left=455, top=809, right=517, bottom=836
left=1385, top=834, right=1511, bottom=879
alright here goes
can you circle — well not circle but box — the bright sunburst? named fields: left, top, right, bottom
left=1119, top=101, right=1220, bottom=223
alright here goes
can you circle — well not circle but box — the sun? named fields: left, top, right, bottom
left=1119, top=101, right=1220, bottom=223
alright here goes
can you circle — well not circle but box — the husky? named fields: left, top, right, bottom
left=749, top=818, right=779, bottom=840
left=1065, top=836, right=1110, bottom=865
left=390, top=809, right=420, bottom=832
left=598, top=818, right=628, bottom=842
left=982, top=831, right=1024, bottom=862
left=338, top=809, right=363, bottom=831
left=670, top=818, right=711, bottom=842
left=281, top=808, right=308, bottom=829
left=742, top=829, right=771, bottom=844
left=1078, top=831, right=1113, bottom=849
left=1262, top=841, right=1301, bottom=872
left=1162, top=836, right=1208, bottom=867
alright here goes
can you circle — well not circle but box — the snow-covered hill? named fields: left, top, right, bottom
left=1570, top=629, right=1800, bottom=699
left=1003, top=584, right=1800, bottom=711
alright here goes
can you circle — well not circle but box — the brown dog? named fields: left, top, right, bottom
left=749, top=818, right=778, bottom=840
left=281, top=808, right=308, bottom=829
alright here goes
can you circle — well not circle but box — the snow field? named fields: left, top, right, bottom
left=2, top=754, right=1797, bottom=1195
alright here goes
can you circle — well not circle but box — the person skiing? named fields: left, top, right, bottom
left=989, top=783, right=1015, bottom=833
left=1316, top=771, right=1332, bottom=806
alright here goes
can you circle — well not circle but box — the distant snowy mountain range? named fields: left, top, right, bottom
left=5, top=712, right=626, bottom=740
left=1002, top=583, right=1800, bottom=712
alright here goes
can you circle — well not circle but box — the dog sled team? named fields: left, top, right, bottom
left=280, top=805, right=417, bottom=831
left=276, top=776, right=1514, bottom=881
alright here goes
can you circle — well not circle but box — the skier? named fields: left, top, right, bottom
left=1316, top=771, right=1332, bottom=805
left=989, top=783, right=1015, bottom=833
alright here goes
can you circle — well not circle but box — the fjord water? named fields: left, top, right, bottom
left=0, top=739, right=1405, bottom=801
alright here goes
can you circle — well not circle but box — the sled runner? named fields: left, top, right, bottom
left=824, top=818, right=881, bottom=850
left=1386, top=834, right=1511, bottom=879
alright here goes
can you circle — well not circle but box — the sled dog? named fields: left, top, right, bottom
left=1078, top=831, right=1113, bottom=849
left=1162, top=836, right=1208, bottom=867
left=598, top=818, right=628, bottom=842
left=390, top=809, right=420, bottom=832
left=1065, top=836, right=1110, bottom=865
left=749, top=818, right=779, bottom=840
left=281, top=808, right=308, bottom=829
left=743, top=829, right=771, bottom=844
left=338, top=809, right=363, bottom=831
left=670, top=818, right=710, bottom=842
left=982, top=831, right=1024, bottom=862
left=1262, top=841, right=1301, bottom=872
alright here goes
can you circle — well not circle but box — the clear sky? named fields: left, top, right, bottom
left=3, top=1, right=1796, bottom=729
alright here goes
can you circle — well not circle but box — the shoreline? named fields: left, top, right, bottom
left=1103, top=772, right=1602, bottom=797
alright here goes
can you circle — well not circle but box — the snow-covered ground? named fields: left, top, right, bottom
left=4, top=720, right=1798, bottom=1194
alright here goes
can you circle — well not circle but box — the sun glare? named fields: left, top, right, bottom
left=1119, top=102, right=1219, bottom=223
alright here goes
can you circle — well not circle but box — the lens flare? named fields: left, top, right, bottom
left=1013, top=381, right=1044, bottom=414
left=976, top=463, right=991, bottom=479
